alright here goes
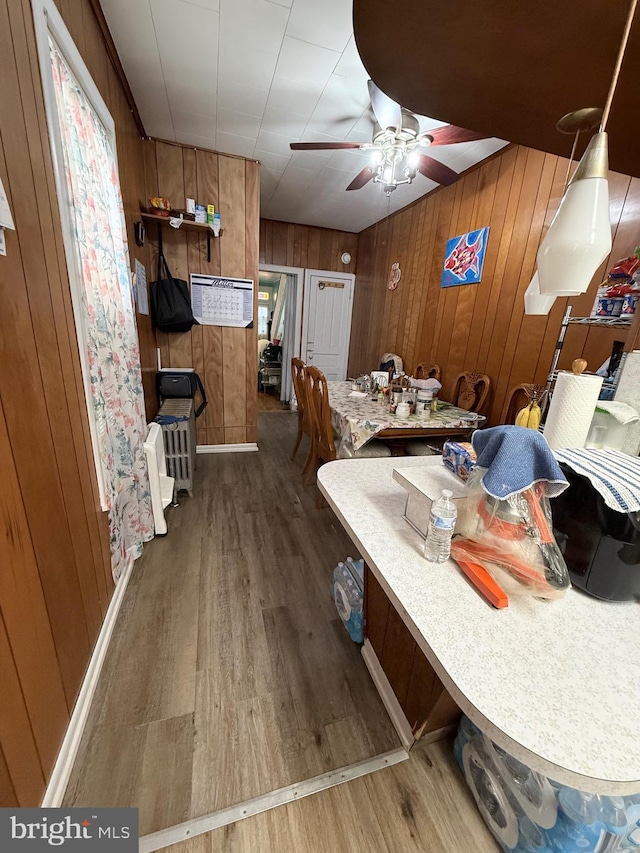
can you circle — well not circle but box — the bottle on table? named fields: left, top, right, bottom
left=424, top=489, right=457, bottom=563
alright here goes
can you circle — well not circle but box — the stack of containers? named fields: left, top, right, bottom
left=454, top=715, right=640, bottom=851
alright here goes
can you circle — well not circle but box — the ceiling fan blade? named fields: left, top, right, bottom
left=289, top=142, right=363, bottom=151
left=367, top=80, right=402, bottom=131
left=346, top=167, right=374, bottom=191
left=426, top=125, right=489, bottom=146
left=416, top=154, right=459, bottom=186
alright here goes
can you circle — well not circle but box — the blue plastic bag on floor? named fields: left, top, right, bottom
left=331, top=558, right=364, bottom=643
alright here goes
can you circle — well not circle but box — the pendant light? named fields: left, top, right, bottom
left=525, top=109, right=601, bottom=314
left=524, top=272, right=557, bottom=315
left=537, top=0, right=637, bottom=296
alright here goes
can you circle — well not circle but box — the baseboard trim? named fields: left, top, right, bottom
left=139, top=747, right=408, bottom=853
left=196, top=443, right=259, bottom=454
left=40, top=555, right=136, bottom=807
left=361, top=639, right=415, bottom=751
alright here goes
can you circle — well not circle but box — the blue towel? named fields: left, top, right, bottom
left=555, top=448, right=640, bottom=513
left=154, top=414, right=189, bottom=425
left=471, top=425, right=569, bottom=499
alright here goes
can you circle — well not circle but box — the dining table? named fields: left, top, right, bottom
left=328, top=380, right=484, bottom=456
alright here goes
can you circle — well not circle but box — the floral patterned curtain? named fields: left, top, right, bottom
left=49, top=38, right=153, bottom=582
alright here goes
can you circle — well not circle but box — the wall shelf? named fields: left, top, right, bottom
left=141, top=212, right=220, bottom=262
left=567, top=316, right=634, bottom=328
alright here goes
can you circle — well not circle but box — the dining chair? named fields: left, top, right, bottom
left=501, top=384, right=548, bottom=424
left=303, top=366, right=335, bottom=486
left=290, top=358, right=312, bottom=462
left=414, top=362, right=442, bottom=382
left=452, top=371, right=492, bottom=415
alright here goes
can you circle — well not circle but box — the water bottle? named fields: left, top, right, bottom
left=424, top=489, right=457, bottom=562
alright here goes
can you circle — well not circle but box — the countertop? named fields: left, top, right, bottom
left=317, top=456, right=640, bottom=794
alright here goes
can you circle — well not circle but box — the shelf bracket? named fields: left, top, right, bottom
left=206, top=229, right=211, bottom=263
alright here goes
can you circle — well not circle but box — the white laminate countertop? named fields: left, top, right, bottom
left=317, top=456, right=640, bottom=794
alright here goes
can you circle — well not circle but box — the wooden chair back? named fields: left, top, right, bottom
left=501, top=384, right=547, bottom=424
left=306, top=366, right=336, bottom=465
left=415, top=362, right=442, bottom=382
left=452, top=371, right=492, bottom=414
left=291, top=358, right=311, bottom=433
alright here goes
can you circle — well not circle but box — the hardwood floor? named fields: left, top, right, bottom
left=163, top=739, right=498, bottom=852
left=63, top=413, right=399, bottom=834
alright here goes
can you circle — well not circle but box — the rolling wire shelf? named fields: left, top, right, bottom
left=545, top=305, right=632, bottom=390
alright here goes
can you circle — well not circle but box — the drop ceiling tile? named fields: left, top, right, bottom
left=255, top=149, right=291, bottom=172
left=166, top=82, right=216, bottom=116
left=280, top=165, right=317, bottom=188
left=171, top=109, right=216, bottom=138
left=265, top=75, right=324, bottom=118
left=217, top=82, right=270, bottom=117
left=333, top=36, right=369, bottom=82
left=141, top=115, right=177, bottom=141
left=304, top=75, right=370, bottom=139
left=178, top=0, right=219, bottom=10
left=100, top=0, right=159, bottom=64
left=215, top=131, right=257, bottom=158
left=288, top=150, right=331, bottom=170
left=218, top=0, right=288, bottom=90
left=255, top=129, right=297, bottom=158
left=275, top=37, right=340, bottom=84
left=259, top=107, right=309, bottom=139
left=286, top=0, right=352, bottom=53
left=150, top=0, right=219, bottom=92
left=345, top=126, right=374, bottom=144
left=216, top=108, right=262, bottom=138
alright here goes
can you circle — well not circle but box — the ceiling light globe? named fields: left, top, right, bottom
left=537, top=133, right=612, bottom=296
left=524, top=272, right=557, bottom=315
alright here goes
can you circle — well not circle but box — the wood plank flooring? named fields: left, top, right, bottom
left=161, top=739, right=498, bottom=852
left=63, top=413, right=399, bottom=834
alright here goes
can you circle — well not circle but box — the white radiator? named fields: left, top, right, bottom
left=155, top=399, right=196, bottom=496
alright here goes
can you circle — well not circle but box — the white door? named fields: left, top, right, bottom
left=302, top=269, right=355, bottom=380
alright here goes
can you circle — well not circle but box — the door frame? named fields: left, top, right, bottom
left=301, top=269, right=356, bottom=382
left=259, top=264, right=304, bottom=402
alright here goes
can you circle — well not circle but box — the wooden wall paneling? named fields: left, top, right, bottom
left=219, top=156, right=248, bottom=443
left=259, top=219, right=358, bottom=275
left=463, top=154, right=511, bottom=373
left=0, top=397, right=70, bottom=779
left=439, top=170, right=482, bottom=393
left=1, top=1, right=93, bottom=705
left=475, top=147, right=529, bottom=404
left=473, top=146, right=522, bottom=373
left=493, top=151, right=558, bottom=421
left=13, top=0, right=107, bottom=630
left=409, top=195, right=441, bottom=375
left=19, top=0, right=113, bottom=604
left=0, top=746, right=18, bottom=808
left=483, top=149, right=546, bottom=419
left=245, top=160, right=260, bottom=444
left=0, top=611, right=46, bottom=805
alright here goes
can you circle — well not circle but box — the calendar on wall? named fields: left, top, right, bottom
left=190, top=273, right=254, bottom=328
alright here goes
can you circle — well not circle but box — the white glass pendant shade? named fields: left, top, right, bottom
left=537, top=132, right=612, bottom=296
left=524, top=272, right=557, bottom=315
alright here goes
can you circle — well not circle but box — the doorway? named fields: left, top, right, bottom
left=258, top=264, right=304, bottom=410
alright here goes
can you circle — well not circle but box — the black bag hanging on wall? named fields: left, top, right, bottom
left=150, top=231, right=197, bottom=333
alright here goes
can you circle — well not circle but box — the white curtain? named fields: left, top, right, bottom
left=280, top=273, right=297, bottom=402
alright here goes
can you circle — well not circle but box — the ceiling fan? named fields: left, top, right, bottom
left=290, top=81, right=489, bottom=195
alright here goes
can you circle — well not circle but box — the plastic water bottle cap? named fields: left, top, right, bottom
left=442, top=489, right=453, bottom=498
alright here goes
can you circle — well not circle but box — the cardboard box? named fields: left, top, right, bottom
left=442, top=441, right=477, bottom=482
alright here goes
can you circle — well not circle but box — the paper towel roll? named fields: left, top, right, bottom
left=543, top=371, right=603, bottom=449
